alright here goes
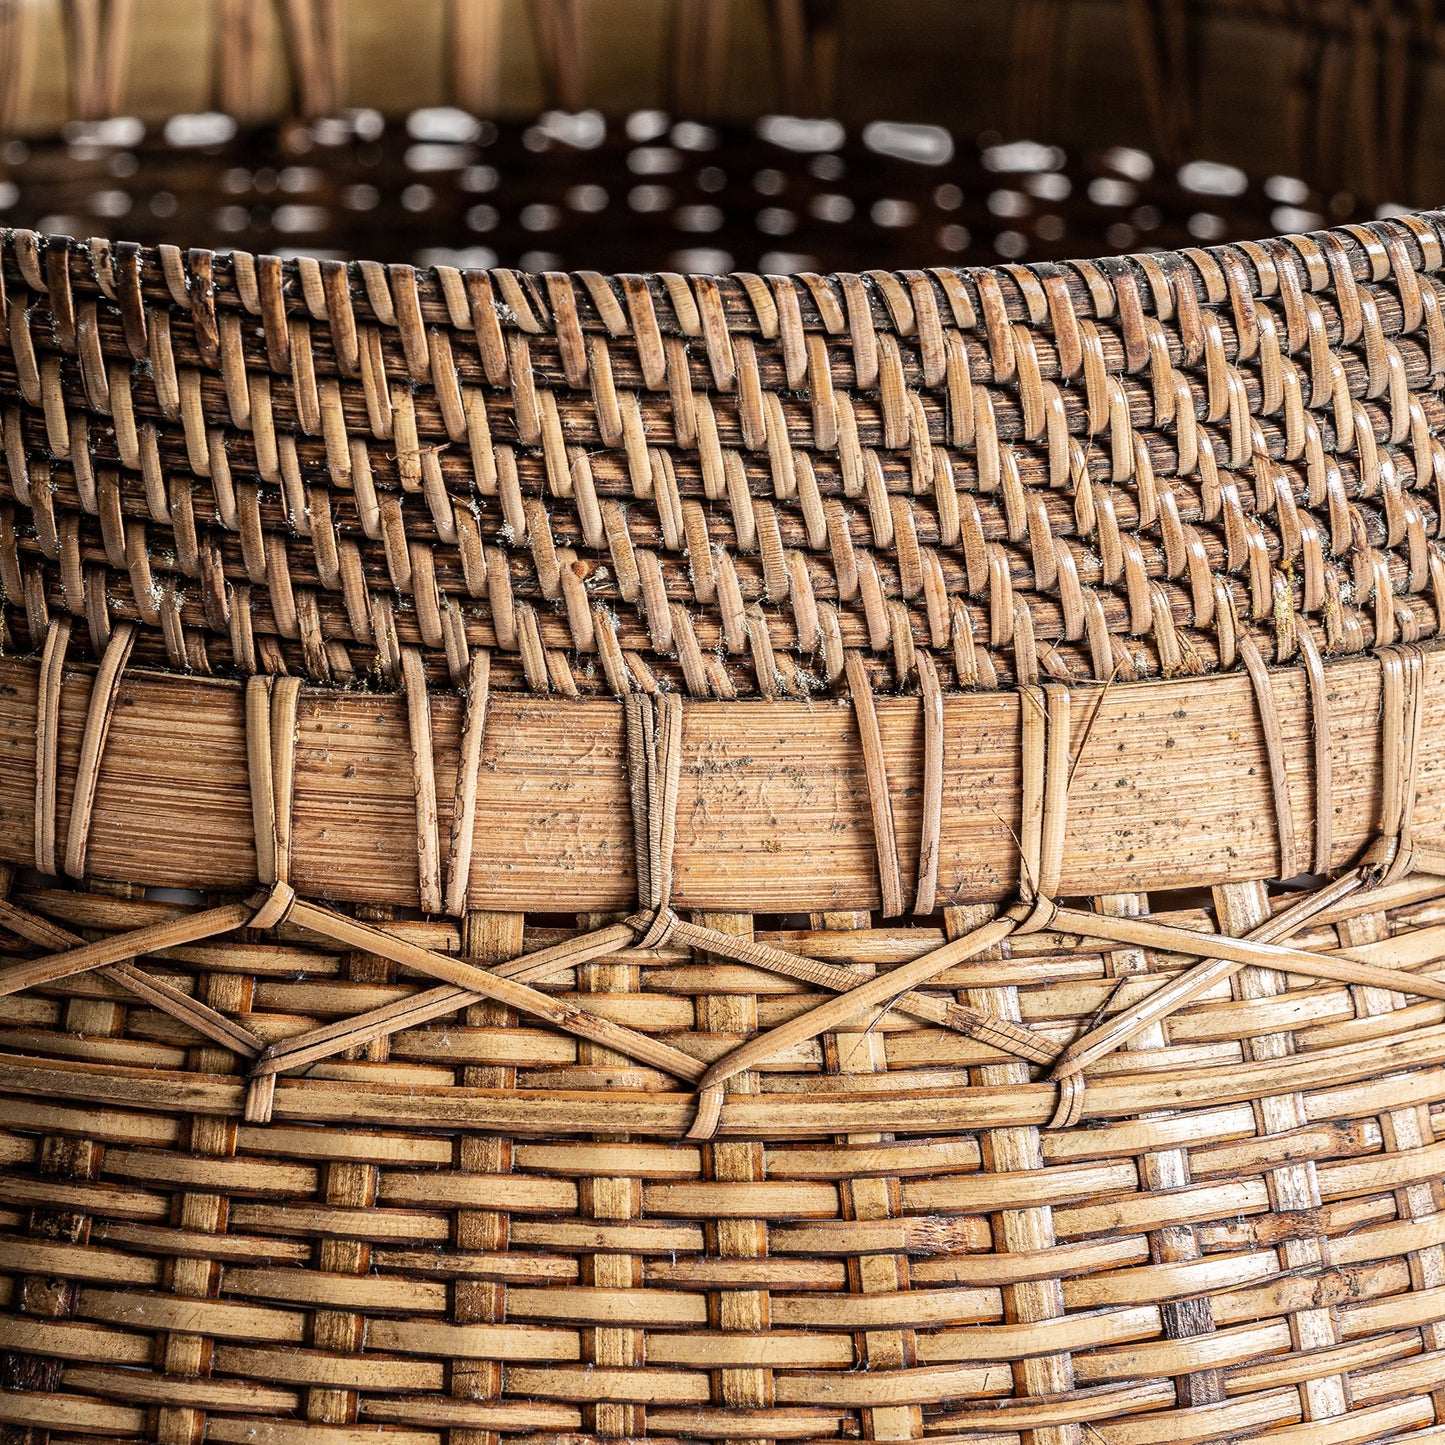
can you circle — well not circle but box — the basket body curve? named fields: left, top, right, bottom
left=5, top=3, right=1445, bottom=1443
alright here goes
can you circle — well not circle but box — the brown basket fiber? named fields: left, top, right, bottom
left=6, top=4, right=1445, bottom=1444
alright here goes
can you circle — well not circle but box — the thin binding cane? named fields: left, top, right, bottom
left=63, top=619, right=136, bottom=879
left=400, top=647, right=443, bottom=915
left=913, top=651, right=945, bottom=916
left=1371, top=644, right=1426, bottom=887
left=444, top=648, right=492, bottom=917
left=1016, top=683, right=1071, bottom=934
left=243, top=671, right=303, bottom=1123
left=845, top=650, right=905, bottom=918
left=33, top=616, right=71, bottom=875
left=624, top=690, right=684, bottom=949
left=1238, top=630, right=1300, bottom=883
left=1294, top=618, right=1334, bottom=876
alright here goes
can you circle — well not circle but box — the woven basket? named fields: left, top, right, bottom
left=5, top=3, right=1445, bottom=1443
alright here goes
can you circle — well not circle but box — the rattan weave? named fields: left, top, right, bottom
left=5, top=4, right=1445, bottom=1444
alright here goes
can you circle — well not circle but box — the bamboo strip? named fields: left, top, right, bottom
left=687, top=913, right=1021, bottom=1137
left=257, top=923, right=638, bottom=1074
left=663, top=916, right=1059, bottom=1063
left=0, top=648, right=1432, bottom=914
left=1050, top=906, right=1445, bottom=1002
left=1048, top=872, right=1364, bottom=1079
left=283, top=899, right=707, bottom=1081
left=10, top=1011, right=1445, bottom=1135
left=0, top=898, right=263, bottom=1055
left=0, top=902, right=256, bottom=997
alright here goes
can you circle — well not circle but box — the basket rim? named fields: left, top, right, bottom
left=9, top=205, right=1445, bottom=302
left=6, top=205, right=1442, bottom=692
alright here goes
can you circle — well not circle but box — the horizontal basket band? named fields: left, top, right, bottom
left=1, top=646, right=1442, bottom=913
left=6, top=1015, right=1445, bottom=1136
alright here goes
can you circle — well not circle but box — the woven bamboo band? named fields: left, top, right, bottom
left=8, top=835, right=1445, bottom=1441
left=2, top=647, right=1445, bottom=907
left=11, top=612, right=1444, bottom=1135
left=6, top=211, right=1445, bottom=703
left=5, top=843, right=1445, bottom=1141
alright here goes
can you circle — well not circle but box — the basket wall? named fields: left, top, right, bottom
left=5, top=867, right=1445, bottom=1445
left=5, top=3, right=1445, bottom=1443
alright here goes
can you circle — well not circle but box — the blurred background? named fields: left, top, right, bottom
left=0, top=0, right=1441, bottom=272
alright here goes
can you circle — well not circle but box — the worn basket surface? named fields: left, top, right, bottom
left=6, top=4, right=1445, bottom=1444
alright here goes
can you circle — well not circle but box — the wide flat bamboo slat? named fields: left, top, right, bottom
left=0, top=646, right=1439, bottom=911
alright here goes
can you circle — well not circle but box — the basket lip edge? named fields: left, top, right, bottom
left=7, top=207, right=1445, bottom=306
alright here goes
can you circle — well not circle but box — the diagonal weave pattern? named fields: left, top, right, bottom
left=5, top=210, right=1445, bottom=700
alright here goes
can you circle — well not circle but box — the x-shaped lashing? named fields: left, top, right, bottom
left=0, top=880, right=1056, bottom=1128
left=4, top=857, right=1444, bottom=1138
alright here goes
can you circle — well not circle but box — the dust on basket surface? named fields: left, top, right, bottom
left=7, top=3, right=1445, bottom=1444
